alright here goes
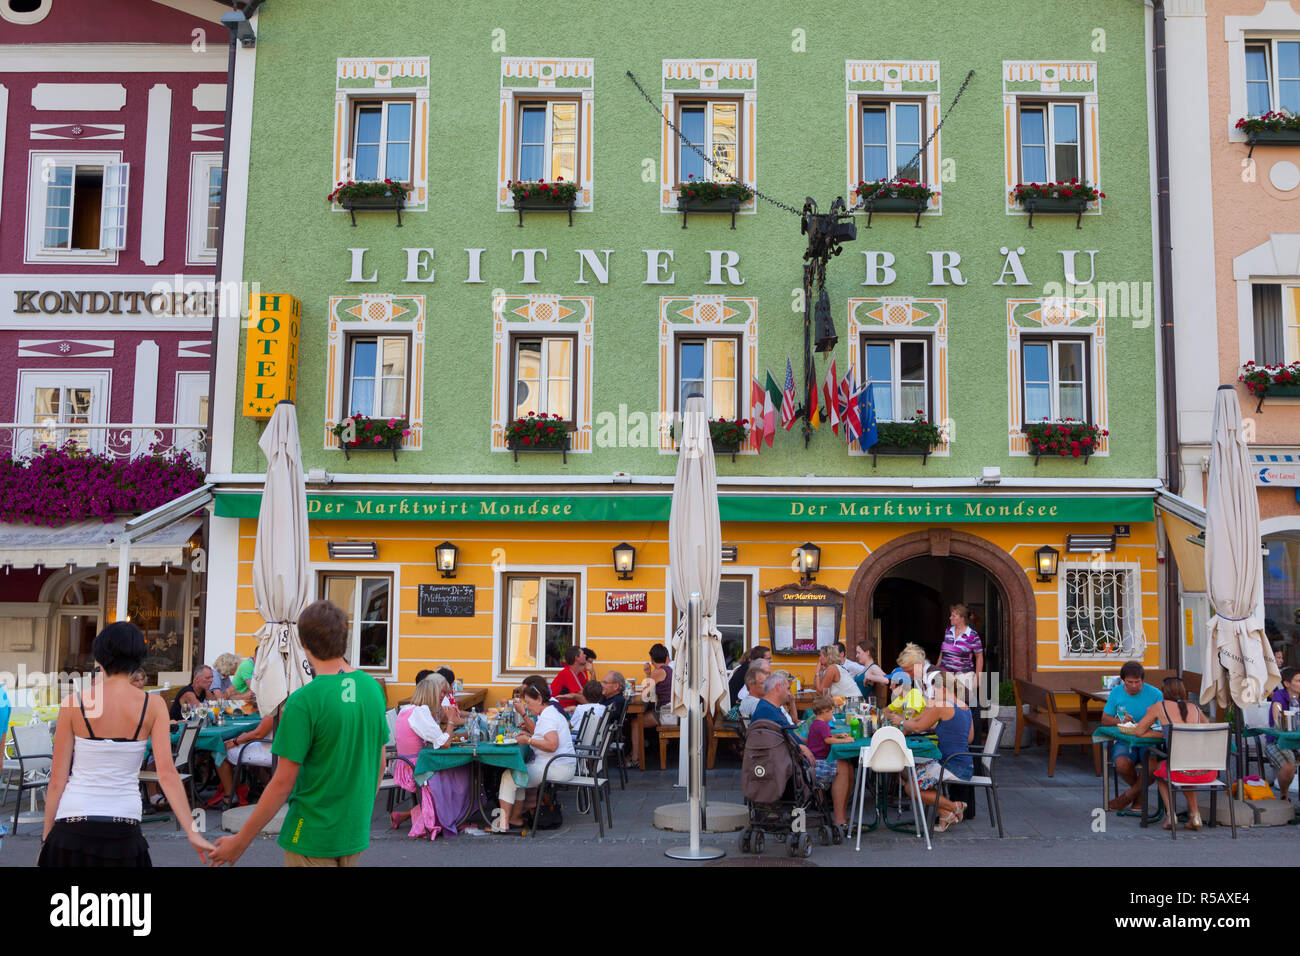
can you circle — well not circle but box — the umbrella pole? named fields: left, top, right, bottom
left=665, top=594, right=724, bottom=861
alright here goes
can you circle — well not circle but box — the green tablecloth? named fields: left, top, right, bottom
left=1092, top=726, right=1160, bottom=748
left=827, top=726, right=942, bottom=763
left=414, top=742, right=529, bottom=787
left=149, top=715, right=263, bottom=764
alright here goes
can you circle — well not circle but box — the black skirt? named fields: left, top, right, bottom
left=37, top=819, right=152, bottom=868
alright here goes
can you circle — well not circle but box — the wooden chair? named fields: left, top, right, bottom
left=707, top=710, right=742, bottom=770
left=657, top=723, right=681, bottom=770
left=1014, top=679, right=1101, bottom=777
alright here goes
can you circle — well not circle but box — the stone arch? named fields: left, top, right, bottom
left=846, top=528, right=1038, bottom=681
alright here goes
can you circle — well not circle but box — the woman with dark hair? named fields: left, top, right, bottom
left=493, top=683, right=575, bottom=832
left=40, top=622, right=214, bottom=867
left=1132, top=676, right=1213, bottom=832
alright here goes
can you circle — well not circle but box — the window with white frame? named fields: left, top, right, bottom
left=1061, top=564, right=1143, bottom=658
left=862, top=336, right=929, bottom=423
left=1252, top=283, right=1300, bottom=366
left=501, top=574, right=579, bottom=673
left=1245, top=39, right=1300, bottom=116
left=320, top=572, right=393, bottom=671
left=16, top=369, right=110, bottom=455
left=512, top=335, right=575, bottom=424
left=186, top=153, right=222, bottom=265
left=677, top=100, right=740, bottom=183
left=860, top=100, right=924, bottom=183
left=350, top=99, right=413, bottom=184
left=515, top=100, right=578, bottom=184
left=343, top=334, right=408, bottom=420
left=1020, top=337, right=1089, bottom=425
left=1018, top=101, right=1082, bottom=184
left=26, top=152, right=128, bottom=262
left=676, top=335, right=740, bottom=421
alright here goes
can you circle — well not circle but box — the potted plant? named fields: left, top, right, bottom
left=854, top=178, right=938, bottom=227
left=508, top=178, right=580, bottom=226
left=327, top=179, right=409, bottom=226
left=1236, top=111, right=1300, bottom=153
left=676, top=175, right=754, bottom=229
left=332, top=414, right=410, bottom=461
left=708, top=418, right=749, bottom=459
left=1239, top=360, right=1300, bottom=411
left=1010, top=178, right=1104, bottom=228
left=505, top=412, right=571, bottom=462
left=1021, top=418, right=1107, bottom=464
left=867, top=414, right=943, bottom=465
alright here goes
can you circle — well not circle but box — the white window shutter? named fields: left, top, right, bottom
left=99, top=162, right=129, bottom=251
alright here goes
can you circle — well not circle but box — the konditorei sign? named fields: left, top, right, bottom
left=242, top=293, right=301, bottom=419
left=215, top=491, right=1157, bottom=524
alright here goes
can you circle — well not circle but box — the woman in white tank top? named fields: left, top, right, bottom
left=817, top=645, right=863, bottom=700
left=40, top=622, right=214, bottom=867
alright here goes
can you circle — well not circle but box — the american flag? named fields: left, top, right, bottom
left=781, top=358, right=796, bottom=431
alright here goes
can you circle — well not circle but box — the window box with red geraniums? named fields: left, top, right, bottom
left=853, top=179, right=938, bottom=228
left=505, top=412, right=571, bottom=463
left=1010, top=179, right=1104, bottom=229
left=1235, top=111, right=1300, bottom=151
left=1022, top=419, right=1106, bottom=465
left=327, top=179, right=409, bottom=227
left=675, top=175, right=754, bottom=230
left=668, top=418, right=750, bottom=459
left=332, top=415, right=410, bottom=462
left=1239, top=360, right=1300, bottom=411
left=508, top=178, right=580, bottom=227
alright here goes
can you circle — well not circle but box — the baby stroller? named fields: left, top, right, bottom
left=739, top=719, right=840, bottom=858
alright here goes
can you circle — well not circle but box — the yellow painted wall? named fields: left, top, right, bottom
left=233, top=517, right=1160, bottom=705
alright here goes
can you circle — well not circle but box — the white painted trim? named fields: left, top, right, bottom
left=139, top=85, right=171, bottom=268
left=312, top=561, right=403, bottom=679
left=131, top=341, right=161, bottom=453
left=211, top=24, right=258, bottom=475
left=23, top=149, right=124, bottom=266
left=490, top=564, right=587, bottom=683
left=1224, top=2, right=1300, bottom=140
left=1262, top=516, right=1300, bottom=536
left=211, top=473, right=1167, bottom=491
left=173, top=370, right=208, bottom=460
left=1232, top=234, right=1300, bottom=367
left=191, top=84, right=226, bottom=113
left=150, top=0, right=228, bottom=23
left=15, top=368, right=112, bottom=455
left=204, top=515, right=239, bottom=660
left=0, top=0, right=51, bottom=25
left=0, top=85, right=8, bottom=242
left=31, top=84, right=126, bottom=112
left=185, top=152, right=221, bottom=266
left=0, top=45, right=227, bottom=74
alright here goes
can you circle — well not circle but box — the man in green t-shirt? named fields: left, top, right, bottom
left=206, top=600, right=389, bottom=867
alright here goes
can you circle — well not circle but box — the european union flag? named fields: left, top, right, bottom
left=858, top=383, right=878, bottom=451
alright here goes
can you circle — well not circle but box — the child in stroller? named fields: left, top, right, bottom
left=739, top=715, right=842, bottom=857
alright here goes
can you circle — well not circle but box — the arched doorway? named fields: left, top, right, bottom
left=846, top=528, right=1038, bottom=682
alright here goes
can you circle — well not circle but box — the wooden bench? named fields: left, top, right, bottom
left=1014, top=679, right=1101, bottom=777
left=707, top=712, right=742, bottom=770
left=657, top=724, right=681, bottom=769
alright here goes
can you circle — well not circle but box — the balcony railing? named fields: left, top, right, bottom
left=0, top=423, right=209, bottom=461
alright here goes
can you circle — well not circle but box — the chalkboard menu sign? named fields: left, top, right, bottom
left=417, top=584, right=475, bottom=617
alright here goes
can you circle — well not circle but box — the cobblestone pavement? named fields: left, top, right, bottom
left=3, top=745, right=1294, bottom=867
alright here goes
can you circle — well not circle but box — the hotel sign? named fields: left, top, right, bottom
left=242, top=293, right=300, bottom=419
left=216, top=492, right=1156, bottom=523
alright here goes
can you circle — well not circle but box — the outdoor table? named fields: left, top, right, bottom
left=831, top=720, right=942, bottom=835
left=1071, top=686, right=1110, bottom=728
left=414, top=739, right=529, bottom=827
left=455, top=688, right=487, bottom=711
left=626, top=697, right=648, bottom=769
left=1092, top=725, right=1165, bottom=826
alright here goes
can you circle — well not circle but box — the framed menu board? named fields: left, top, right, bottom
left=761, top=583, right=844, bottom=655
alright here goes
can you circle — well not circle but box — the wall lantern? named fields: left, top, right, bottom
left=796, top=542, right=821, bottom=586
left=1035, top=545, right=1060, bottom=583
left=613, top=542, right=636, bottom=580
left=435, top=541, right=459, bottom=578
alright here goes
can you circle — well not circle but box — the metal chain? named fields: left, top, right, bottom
left=626, top=68, right=975, bottom=213
left=625, top=70, right=804, bottom=216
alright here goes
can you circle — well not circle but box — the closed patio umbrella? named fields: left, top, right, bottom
left=1201, top=385, right=1279, bottom=711
left=249, top=400, right=312, bottom=716
left=668, top=396, right=729, bottom=723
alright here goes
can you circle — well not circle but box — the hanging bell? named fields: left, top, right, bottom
left=813, top=286, right=838, bottom=353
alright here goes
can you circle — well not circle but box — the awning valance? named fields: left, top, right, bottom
left=0, top=518, right=201, bottom=570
